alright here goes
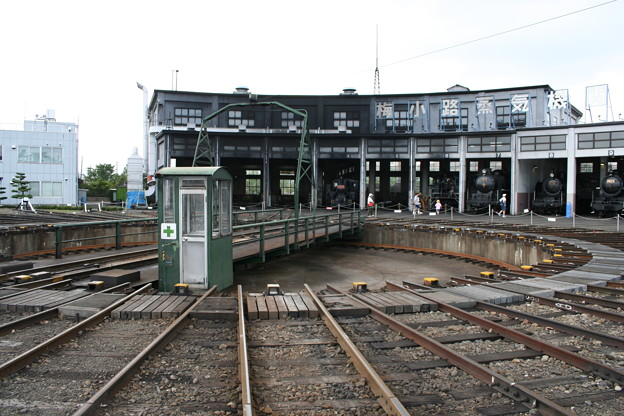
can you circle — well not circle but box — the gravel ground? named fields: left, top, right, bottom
left=102, top=319, right=240, bottom=416
left=0, top=315, right=75, bottom=363
left=0, top=318, right=170, bottom=415
left=248, top=318, right=387, bottom=416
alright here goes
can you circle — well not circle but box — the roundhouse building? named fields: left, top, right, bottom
left=146, top=85, right=624, bottom=215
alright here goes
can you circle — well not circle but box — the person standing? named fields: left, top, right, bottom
left=498, top=194, right=507, bottom=217
left=412, top=192, right=422, bottom=216
left=367, top=193, right=375, bottom=217
left=435, top=199, right=442, bottom=215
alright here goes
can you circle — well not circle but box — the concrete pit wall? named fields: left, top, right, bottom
left=363, top=226, right=548, bottom=268
left=0, top=224, right=158, bottom=257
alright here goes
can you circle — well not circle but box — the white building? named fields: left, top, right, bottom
left=0, top=111, right=79, bottom=206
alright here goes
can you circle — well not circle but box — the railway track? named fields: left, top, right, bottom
left=0, top=217, right=623, bottom=414
left=1, top=280, right=623, bottom=414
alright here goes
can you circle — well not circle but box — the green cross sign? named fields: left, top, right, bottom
left=161, top=223, right=177, bottom=240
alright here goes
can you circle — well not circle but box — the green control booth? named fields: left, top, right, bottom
left=156, top=167, right=233, bottom=292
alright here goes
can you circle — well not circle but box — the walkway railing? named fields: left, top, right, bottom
left=232, top=210, right=363, bottom=262
left=53, top=218, right=158, bottom=259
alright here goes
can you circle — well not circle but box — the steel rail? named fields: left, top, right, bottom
left=0, top=283, right=152, bottom=378
left=238, top=285, right=254, bottom=416
left=475, top=301, right=624, bottom=349
left=386, top=281, right=624, bottom=385
left=303, top=284, right=410, bottom=416
left=450, top=275, right=624, bottom=323
left=0, top=247, right=158, bottom=281
left=587, top=283, right=624, bottom=295
left=553, top=290, right=624, bottom=310
left=326, top=284, right=574, bottom=416
left=72, top=286, right=217, bottom=416
left=337, top=241, right=524, bottom=271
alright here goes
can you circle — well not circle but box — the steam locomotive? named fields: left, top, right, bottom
left=466, top=169, right=507, bottom=211
left=326, top=178, right=358, bottom=208
left=591, top=171, right=624, bottom=216
left=532, top=173, right=564, bottom=214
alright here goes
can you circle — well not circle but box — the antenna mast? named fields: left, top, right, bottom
left=374, top=25, right=380, bottom=95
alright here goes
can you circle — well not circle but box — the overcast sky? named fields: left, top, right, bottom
left=1, top=0, right=623, bottom=173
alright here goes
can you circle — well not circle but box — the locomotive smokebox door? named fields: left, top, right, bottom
left=156, top=167, right=233, bottom=292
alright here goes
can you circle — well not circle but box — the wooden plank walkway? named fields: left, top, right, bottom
left=246, top=293, right=319, bottom=320
left=111, top=294, right=194, bottom=320
left=234, top=220, right=358, bottom=261
left=0, top=289, right=89, bottom=312
left=351, top=291, right=437, bottom=313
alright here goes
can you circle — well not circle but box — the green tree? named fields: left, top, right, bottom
left=83, top=164, right=127, bottom=196
left=0, top=185, right=7, bottom=204
left=11, top=172, right=33, bottom=199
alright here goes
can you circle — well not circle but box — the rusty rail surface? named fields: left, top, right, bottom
left=449, top=275, right=624, bottom=323
left=326, top=284, right=575, bottom=416
left=304, top=284, right=410, bottom=415
left=386, top=281, right=624, bottom=386
left=72, top=286, right=218, bottom=416
left=0, top=283, right=153, bottom=378
left=238, top=285, right=254, bottom=416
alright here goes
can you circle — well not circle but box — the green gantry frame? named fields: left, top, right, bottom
left=193, top=101, right=314, bottom=218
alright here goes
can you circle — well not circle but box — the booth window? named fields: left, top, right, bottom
left=163, top=177, right=175, bottom=223
left=183, top=193, right=205, bottom=237
left=212, top=180, right=232, bottom=238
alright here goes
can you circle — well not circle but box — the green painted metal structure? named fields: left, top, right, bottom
left=156, top=166, right=233, bottom=292
left=194, top=100, right=314, bottom=219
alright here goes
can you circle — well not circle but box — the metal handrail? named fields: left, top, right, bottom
left=53, top=218, right=157, bottom=259
left=232, top=211, right=362, bottom=250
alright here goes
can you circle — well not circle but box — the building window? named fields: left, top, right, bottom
left=18, top=146, right=62, bottom=164
left=281, top=112, right=302, bottom=128
left=430, top=161, right=440, bottom=172
left=42, top=147, right=63, bottom=163
left=368, top=139, right=408, bottom=155
left=416, top=138, right=458, bottom=154
left=580, top=162, right=593, bottom=173
left=174, top=108, right=202, bottom=126
left=512, top=112, right=527, bottom=128
left=440, top=108, right=468, bottom=131
left=469, top=161, right=479, bottom=172
left=279, top=179, right=294, bottom=195
left=490, top=161, right=502, bottom=171
left=578, top=131, right=624, bottom=150
left=246, top=179, right=261, bottom=195
left=390, top=161, right=401, bottom=171
left=449, top=161, right=460, bottom=172
left=279, top=170, right=294, bottom=195
left=0, top=145, right=3, bottom=161
left=245, top=170, right=261, bottom=195
left=520, top=135, right=566, bottom=152
left=467, top=136, right=511, bottom=153
left=386, top=104, right=411, bottom=133
left=415, top=161, right=421, bottom=172
left=608, top=162, right=618, bottom=171
left=496, top=106, right=510, bottom=129
left=334, top=111, right=360, bottom=129
left=30, top=181, right=62, bottom=198
left=228, top=110, right=255, bottom=127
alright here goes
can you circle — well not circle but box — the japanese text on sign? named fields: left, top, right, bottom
left=511, top=94, right=529, bottom=113
left=476, top=97, right=493, bottom=115
left=441, top=99, right=459, bottom=116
